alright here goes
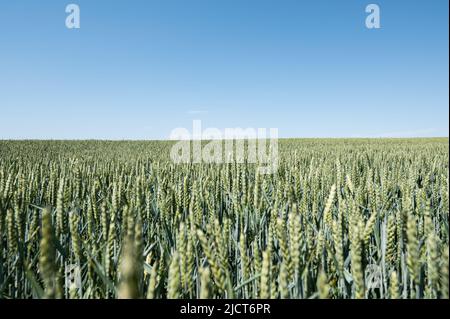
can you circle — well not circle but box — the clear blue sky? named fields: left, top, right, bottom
left=0, top=0, right=448, bottom=139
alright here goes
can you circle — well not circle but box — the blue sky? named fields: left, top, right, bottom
left=0, top=0, right=448, bottom=139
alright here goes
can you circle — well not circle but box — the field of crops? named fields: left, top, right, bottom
left=0, top=139, right=448, bottom=299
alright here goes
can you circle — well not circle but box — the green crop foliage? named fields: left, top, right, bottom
left=0, top=138, right=448, bottom=299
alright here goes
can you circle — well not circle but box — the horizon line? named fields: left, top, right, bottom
left=1, top=136, right=448, bottom=142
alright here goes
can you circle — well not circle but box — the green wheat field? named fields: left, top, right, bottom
left=0, top=138, right=448, bottom=299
